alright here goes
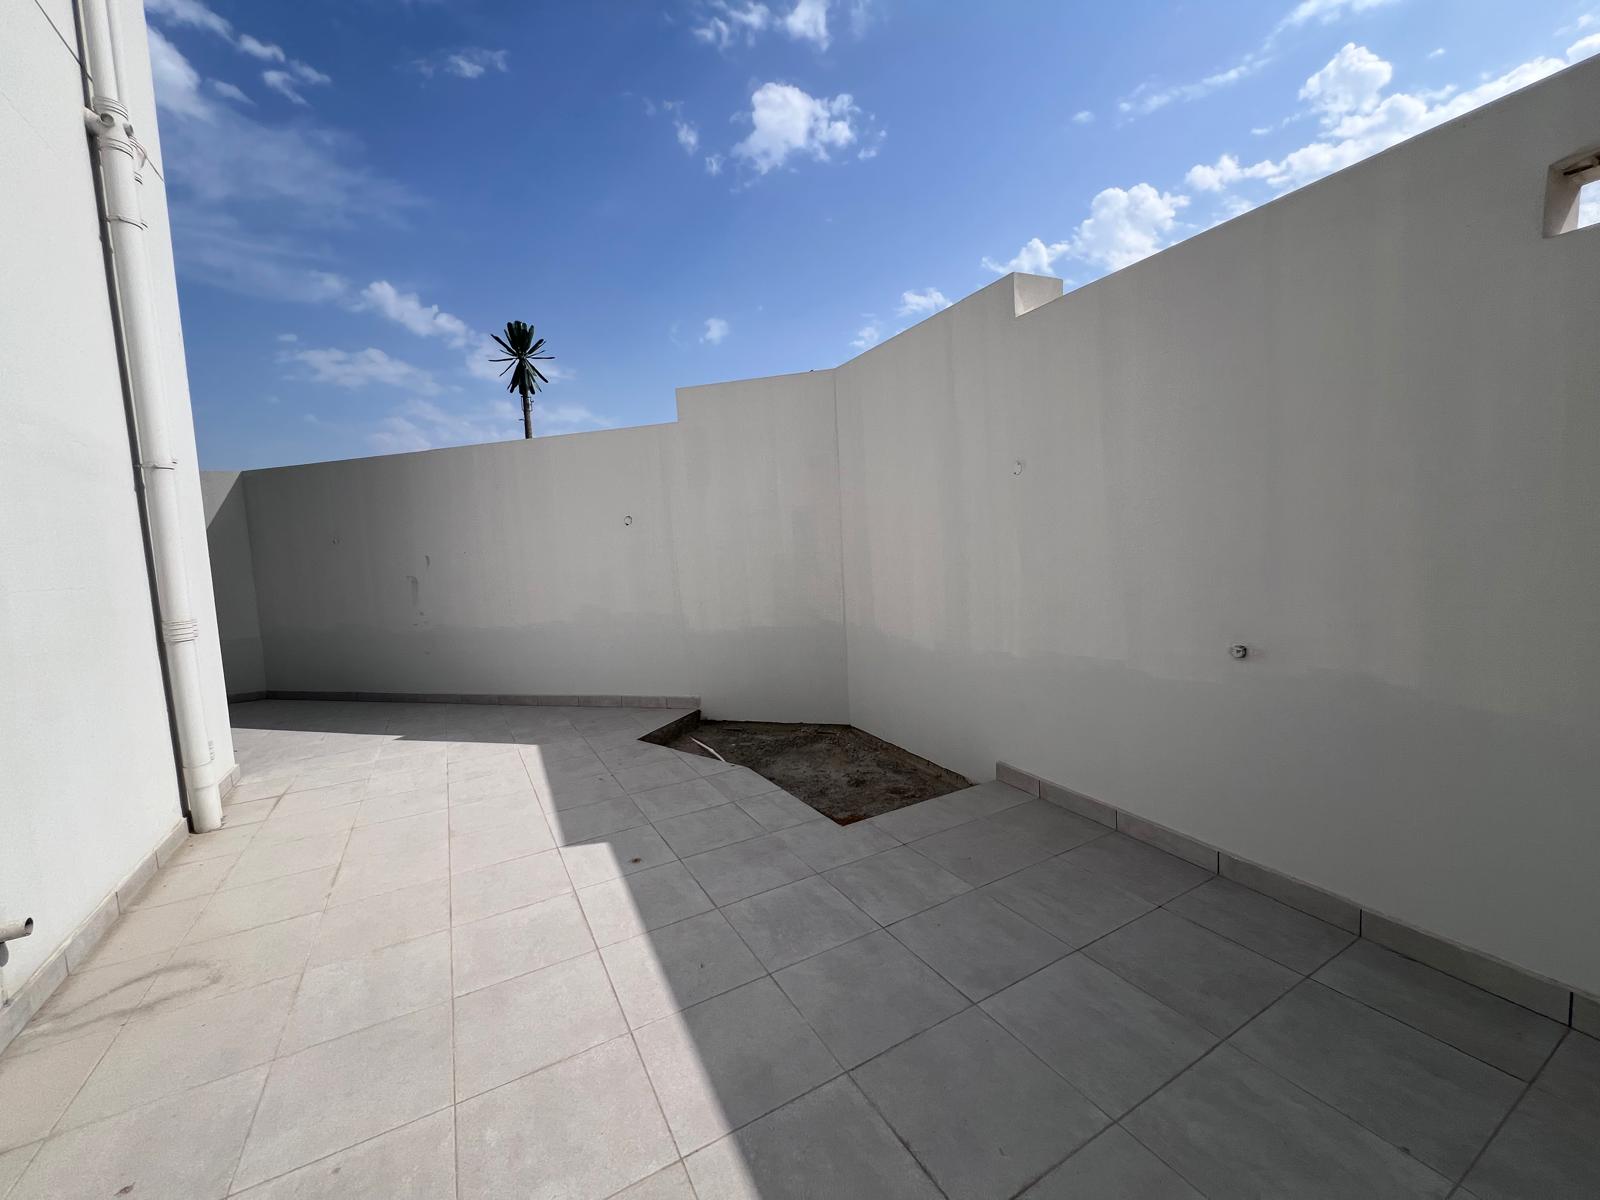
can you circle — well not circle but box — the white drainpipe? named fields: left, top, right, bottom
left=80, top=0, right=222, bottom=832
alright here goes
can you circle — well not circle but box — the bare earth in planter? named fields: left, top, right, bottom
left=648, top=719, right=970, bottom=824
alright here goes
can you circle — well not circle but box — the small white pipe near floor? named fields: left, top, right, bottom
left=80, top=0, right=222, bottom=832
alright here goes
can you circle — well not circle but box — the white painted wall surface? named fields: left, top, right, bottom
left=0, top=0, right=232, bottom=1003
left=202, top=472, right=266, bottom=696
left=214, top=59, right=1599, bottom=993
left=836, top=62, right=1600, bottom=994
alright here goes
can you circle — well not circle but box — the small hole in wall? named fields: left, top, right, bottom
left=623, top=515, right=633, bottom=526
left=1580, top=180, right=1600, bottom=231
left=1545, top=149, right=1600, bottom=236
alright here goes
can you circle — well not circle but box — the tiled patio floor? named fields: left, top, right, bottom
left=2, top=701, right=1595, bottom=1198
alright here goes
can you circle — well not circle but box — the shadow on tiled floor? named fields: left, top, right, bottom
left=1, top=699, right=1595, bottom=1198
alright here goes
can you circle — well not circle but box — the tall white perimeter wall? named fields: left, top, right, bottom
left=219, top=60, right=1599, bottom=994
left=1, top=0, right=235, bottom=1010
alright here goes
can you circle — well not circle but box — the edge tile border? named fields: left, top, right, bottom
left=1000, top=759, right=1592, bottom=1030
left=0, top=817, right=189, bottom=1055
left=248, top=690, right=701, bottom=709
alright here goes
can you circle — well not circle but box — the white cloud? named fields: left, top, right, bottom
left=701, top=317, right=730, bottom=344
left=1190, top=45, right=1574, bottom=199
left=1571, top=32, right=1600, bottom=60
left=897, top=288, right=950, bottom=317
left=147, top=29, right=211, bottom=121
left=288, top=347, right=441, bottom=394
left=1579, top=183, right=1600, bottom=229
left=145, top=0, right=231, bottom=38
left=414, top=48, right=510, bottom=79
left=262, top=61, right=331, bottom=106
left=209, top=79, right=253, bottom=104
left=237, top=34, right=284, bottom=62
left=982, top=237, right=1071, bottom=276
left=1300, top=42, right=1391, bottom=117
left=1119, top=53, right=1271, bottom=117
left=784, top=0, right=830, bottom=48
left=732, top=83, right=867, bottom=174
left=277, top=332, right=299, bottom=343
left=1278, top=0, right=1398, bottom=30
left=1072, top=110, right=1095, bottom=125
left=1427, top=47, right=1446, bottom=60
left=705, top=154, right=725, bottom=176
left=676, top=119, right=700, bottom=153
left=360, top=282, right=473, bottom=347
left=851, top=321, right=882, bottom=351
left=369, top=396, right=613, bottom=454
left=693, top=2, right=773, bottom=49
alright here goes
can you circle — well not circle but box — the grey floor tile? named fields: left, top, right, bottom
left=444, top=790, right=545, bottom=837
left=889, top=891, right=1069, bottom=1000
left=774, top=930, right=967, bottom=1068
left=868, top=796, right=976, bottom=843
left=612, top=758, right=701, bottom=795
left=125, top=855, right=235, bottom=910
left=1233, top=980, right=1523, bottom=1177
left=601, top=909, right=766, bottom=1028
left=776, top=817, right=899, bottom=871
left=279, top=931, right=452, bottom=1055
left=1166, top=877, right=1354, bottom=973
left=449, top=849, right=571, bottom=925
left=722, top=876, right=879, bottom=970
left=541, top=772, right=629, bottom=812
left=1124, top=1045, right=1451, bottom=1198
left=1462, top=1084, right=1600, bottom=1200
left=3, top=952, right=167, bottom=1056
left=343, top=812, right=447, bottom=863
left=942, top=781, right=1037, bottom=821
left=7, top=1066, right=265, bottom=1200
left=354, top=785, right=449, bottom=828
left=823, top=847, right=970, bottom=924
left=308, top=878, right=450, bottom=968
left=142, top=912, right=321, bottom=1012
left=576, top=861, right=714, bottom=947
left=453, top=952, right=627, bottom=1099
left=983, top=799, right=1109, bottom=854
left=232, top=1108, right=455, bottom=1198
left=908, top=818, right=1056, bottom=887
left=254, top=804, right=361, bottom=848
left=1084, top=909, right=1296, bottom=1036
left=544, top=794, right=648, bottom=845
left=687, top=1076, right=942, bottom=1200
left=452, top=892, right=594, bottom=996
left=326, top=841, right=449, bottom=907
left=0, top=1142, right=36, bottom=1196
left=681, top=834, right=814, bottom=905
left=183, top=865, right=336, bottom=944
left=1313, top=940, right=1565, bottom=1080
left=1059, top=833, right=1212, bottom=904
left=234, top=1004, right=454, bottom=1191
left=635, top=977, right=842, bottom=1152
left=654, top=803, right=767, bottom=857
left=706, top=767, right=780, bottom=801
left=456, top=1034, right=677, bottom=1200
left=1534, top=1030, right=1600, bottom=1111
left=228, top=832, right=351, bottom=889
left=1021, top=1126, right=1203, bottom=1199
left=611, top=1162, right=697, bottom=1199
left=62, top=978, right=295, bottom=1129
left=0, top=1028, right=118, bottom=1150
left=982, top=855, right=1153, bottom=947
left=854, top=1008, right=1107, bottom=1200
left=450, top=818, right=557, bottom=874
left=560, top=826, right=677, bottom=890
left=86, top=895, right=206, bottom=967
left=983, top=954, right=1216, bottom=1117
left=736, top=790, right=821, bottom=832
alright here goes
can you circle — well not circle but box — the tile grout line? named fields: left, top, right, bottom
left=1440, top=1027, right=1569, bottom=1195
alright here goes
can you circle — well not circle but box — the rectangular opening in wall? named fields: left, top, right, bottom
left=1545, top=148, right=1600, bottom=236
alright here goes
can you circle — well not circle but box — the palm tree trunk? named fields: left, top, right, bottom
left=522, top=390, right=533, bottom=439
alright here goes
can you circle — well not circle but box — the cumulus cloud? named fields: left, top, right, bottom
left=676, top=118, right=700, bottom=153
left=693, top=2, right=773, bottom=49
left=237, top=34, right=284, bottom=62
left=369, top=397, right=614, bottom=454
left=851, top=321, right=882, bottom=351
left=1299, top=42, right=1392, bottom=116
left=701, top=317, right=730, bottom=344
left=705, top=154, right=725, bottom=176
left=1072, top=110, right=1095, bottom=125
left=983, top=184, right=1188, bottom=278
left=694, top=0, right=855, bottom=51
left=287, top=347, right=441, bottom=394
left=732, top=83, right=869, bottom=174
left=897, top=288, right=950, bottom=317
left=784, top=0, right=830, bottom=48
left=1278, top=0, right=1398, bottom=31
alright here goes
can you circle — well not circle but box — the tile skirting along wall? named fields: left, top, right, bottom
left=997, top=760, right=1597, bottom=1035
left=251, top=691, right=701, bottom=709
left=0, top=818, right=189, bottom=1055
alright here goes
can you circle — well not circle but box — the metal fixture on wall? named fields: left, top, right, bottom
left=0, top=918, right=34, bottom=968
left=1230, top=644, right=1250, bottom=660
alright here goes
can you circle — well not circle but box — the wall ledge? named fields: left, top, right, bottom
left=254, top=689, right=701, bottom=709
left=1001, top=760, right=1592, bottom=1030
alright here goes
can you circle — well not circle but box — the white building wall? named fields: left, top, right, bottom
left=213, top=59, right=1599, bottom=994
left=0, top=0, right=233, bottom=1011
left=202, top=472, right=266, bottom=697
left=836, top=62, right=1600, bottom=995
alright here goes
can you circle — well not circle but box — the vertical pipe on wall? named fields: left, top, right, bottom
left=80, top=0, right=222, bottom=832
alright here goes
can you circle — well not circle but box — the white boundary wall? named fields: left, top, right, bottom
left=2, top=0, right=234, bottom=1011
left=212, top=59, right=1600, bottom=994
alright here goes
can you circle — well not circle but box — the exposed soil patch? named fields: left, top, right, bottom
left=646, top=717, right=969, bottom=824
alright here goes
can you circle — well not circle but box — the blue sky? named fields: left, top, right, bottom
left=144, top=0, right=1600, bottom=469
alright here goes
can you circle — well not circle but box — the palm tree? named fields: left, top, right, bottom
left=489, top=321, right=553, bottom=439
